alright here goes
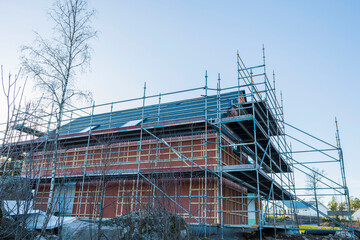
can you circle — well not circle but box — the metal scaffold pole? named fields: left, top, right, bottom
left=204, top=70, right=208, bottom=238
left=251, top=68, right=263, bottom=239
left=217, top=73, right=224, bottom=239
left=335, top=118, right=355, bottom=239
left=135, top=82, right=147, bottom=211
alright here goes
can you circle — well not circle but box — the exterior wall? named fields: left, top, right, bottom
left=35, top=177, right=248, bottom=225
left=28, top=132, right=249, bottom=225
left=221, top=135, right=248, bottom=166
left=23, top=134, right=219, bottom=178
left=222, top=178, right=248, bottom=225
left=34, top=178, right=218, bottom=222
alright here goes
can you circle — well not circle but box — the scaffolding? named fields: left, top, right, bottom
left=0, top=49, right=355, bottom=239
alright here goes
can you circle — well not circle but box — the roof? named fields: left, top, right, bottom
left=282, top=200, right=328, bottom=209
left=283, top=201, right=314, bottom=209
left=8, top=89, right=289, bottom=172
left=353, top=209, right=360, bottom=217
left=327, top=210, right=355, bottom=216
left=58, top=90, right=246, bottom=136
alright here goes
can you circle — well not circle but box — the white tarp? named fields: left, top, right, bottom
left=25, top=212, right=76, bottom=229
left=2, top=200, right=36, bottom=216
left=2, top=200, right=76, bottom=229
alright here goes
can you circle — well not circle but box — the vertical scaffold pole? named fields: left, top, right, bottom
left=157, top=93, right=161, bottom=122
left=279, top=91, right=287, bottom=231
left=289, top=142, right=299, bottom=229
left=204, top=70, right=208, bottom=237
left=135, top=82, right=147, bottom=211
left=262, top=44, right=266, bottom=74
left=263, top=45, right=272, bottom=235
left=251, top=67, right=262, bottom=239
left=216, top=73, right=224, bottom=239
left=109, top=102, right=113, bottom=128
left=276, top=89, right=283, bottom=235
left=272, top=71, right=276, bottom=94
left=270, top=71, right=278, bottom=237
left=335, top=118, right=355, bottom=239
left=237, top=51, right=241, bottom=114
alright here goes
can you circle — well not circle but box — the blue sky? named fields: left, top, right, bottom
left=0, top=1, right=359, bottom=201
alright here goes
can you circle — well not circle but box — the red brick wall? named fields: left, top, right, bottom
left=23, top=133, right=218, bottom=178
left=31, top=132, right=249, bottom=225
left=35, top=177, right=248, bottom=225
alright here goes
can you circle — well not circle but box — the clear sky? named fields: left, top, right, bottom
left=0, top=1, right=359, bottom=201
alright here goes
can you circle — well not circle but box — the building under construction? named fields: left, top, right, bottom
left=1, top=51, right=355, bottom=238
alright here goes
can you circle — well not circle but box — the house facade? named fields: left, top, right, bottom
left=18, top=89, right=290, bottom=227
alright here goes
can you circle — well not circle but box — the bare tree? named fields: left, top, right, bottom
left=306, top=168, right=326, bottom=226
left=21, top=0, right=97, bottom=232
left=0, top=67, right=26, bottom=160
left=0, top=66, right=40, bottom=240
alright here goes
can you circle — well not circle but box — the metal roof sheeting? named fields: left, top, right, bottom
left=59, top=90, right=245, bottom=135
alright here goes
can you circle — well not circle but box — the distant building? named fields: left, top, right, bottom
left=352, top=209, right=360, bottom=222
left=328, top=210, right=355, bottom=220
left=295, top=201, right=328, bottom=217
left=269, top=201, right=328, bottom=217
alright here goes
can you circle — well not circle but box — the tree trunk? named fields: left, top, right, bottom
left=313, top=181, right=320, bottom=226
left=42, top=75, right=69, bottom=234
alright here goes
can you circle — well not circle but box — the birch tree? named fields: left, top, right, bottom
left=306, top=168, right=326, bottom=225
left=21, top=0, right=97, bottom=232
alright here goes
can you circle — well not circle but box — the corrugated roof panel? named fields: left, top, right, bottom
left=58, top=90, right=244, bottom=135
